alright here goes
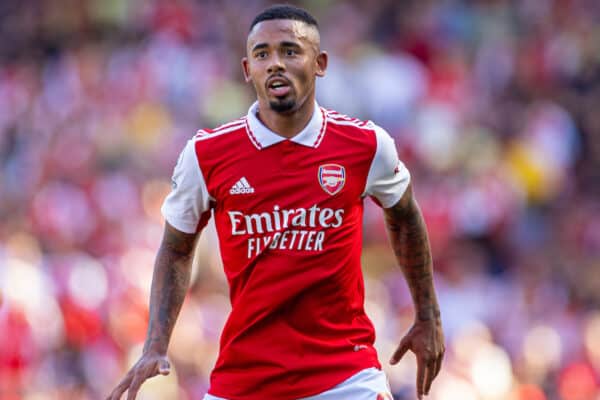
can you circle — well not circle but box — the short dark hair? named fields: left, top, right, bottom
left=249, top=4, right=318, bottom=32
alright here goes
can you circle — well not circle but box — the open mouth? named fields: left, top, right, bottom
left=267, top=77, right=291, bottom=97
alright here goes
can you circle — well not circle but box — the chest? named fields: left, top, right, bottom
left=204, top=139, right=372, bottom=216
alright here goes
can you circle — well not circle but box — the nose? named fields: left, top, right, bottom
left=267, top=54, right=285, bottom=74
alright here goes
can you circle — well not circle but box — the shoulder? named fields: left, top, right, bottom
left=193, top=116, right=248, bottom=143
left=322, top=107, right=392, bottom=145
left=187, top=116, right=250, bottom=168
left=323, top=108, right=375, bottom=130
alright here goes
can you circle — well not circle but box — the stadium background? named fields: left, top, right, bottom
left=0, top=0, right=599, bottom=399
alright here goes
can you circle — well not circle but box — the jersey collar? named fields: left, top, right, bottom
left=245, top=101, right=326, bottom=149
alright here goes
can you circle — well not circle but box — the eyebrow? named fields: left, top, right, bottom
left=280, top=41, right=301, bottom=48
left=251, top=41, right=302, bottom=53
left=252, top=43, right=269, bottom=52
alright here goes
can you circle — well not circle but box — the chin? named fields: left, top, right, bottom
left=269, top=98, right=296, bottom=113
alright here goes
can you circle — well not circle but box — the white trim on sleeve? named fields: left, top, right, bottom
left=161, top=139, right=212, bottom=233
left=364, top=125, right=411, bottom=208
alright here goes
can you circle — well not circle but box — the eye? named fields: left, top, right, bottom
left=255, top=51, right=268, bottom=59
left=285, top=49, right=297, bottom=56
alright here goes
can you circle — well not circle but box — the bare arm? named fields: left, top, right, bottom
left=384, top=183, right=444, bottom=399
left=107, top=222, right=199, bottom=400
left=383, top=183, right=440, bottom=322
left=144, top=223, right=198, bottom=354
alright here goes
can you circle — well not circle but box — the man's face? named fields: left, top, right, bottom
left=242, top=19, right=327, bottom=114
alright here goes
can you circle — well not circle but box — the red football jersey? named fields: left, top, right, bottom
left=161, top=102, right=410, bottom=400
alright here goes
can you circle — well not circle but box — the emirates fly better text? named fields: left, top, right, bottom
left=227, top=205, right=344, bottom=258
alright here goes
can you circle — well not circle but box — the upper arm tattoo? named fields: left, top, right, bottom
left=383, top=184, right=431, bottom=266
left=162, top=222, right=199, bottom=256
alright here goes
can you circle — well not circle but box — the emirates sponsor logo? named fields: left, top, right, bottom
left=227, top=205, right=345, bottom=258
left=318, top=164, right=345, bottom=195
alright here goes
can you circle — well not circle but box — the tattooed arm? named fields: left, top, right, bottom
left=144, top=223, right=198, bottom=354
left=384, top=183, right=445, bottom=400
left=107, top=222, right=198, bottom=400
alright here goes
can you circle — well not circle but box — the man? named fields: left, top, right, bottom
left=107, top=4, right=444, bottom=400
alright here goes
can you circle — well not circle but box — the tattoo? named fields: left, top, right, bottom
left=383, top=184, right=440, bottom=322
left=143, top=224, right=198, bottom=354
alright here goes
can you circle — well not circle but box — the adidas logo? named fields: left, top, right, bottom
left=229, top=177, right=255, bottom=195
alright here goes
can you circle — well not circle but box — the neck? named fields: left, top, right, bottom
left=256, top=96, right=315, bottom=139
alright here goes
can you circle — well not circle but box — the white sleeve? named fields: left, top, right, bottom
left=160, top=139, right=211, bottom=233
left=364, top=125, right=411, bottom=208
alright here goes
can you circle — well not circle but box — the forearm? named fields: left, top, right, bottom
left=384, top=185, right=440, bottom=321
left=143, top=225, right=197, bottom=354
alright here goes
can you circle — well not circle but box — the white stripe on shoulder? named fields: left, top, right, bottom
left=325, top=110, right=373, bottom=129
left=327, top=117, right=374, bottom=129
left=325, top=110, right=359, bottom=120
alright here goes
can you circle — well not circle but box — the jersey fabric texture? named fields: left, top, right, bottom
left=203, top=367, right=393, bottom=400
left=161, top=102, right=410, bottom=400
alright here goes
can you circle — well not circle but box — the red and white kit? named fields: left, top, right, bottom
left=161, top=102, right=410, bottom=400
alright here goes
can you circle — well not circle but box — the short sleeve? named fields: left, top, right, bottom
left=364, top=125, right=411, bottom=208
left=161, top=139, right=212, bottom=233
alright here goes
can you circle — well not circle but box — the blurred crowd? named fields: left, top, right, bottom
left=1, top=0, right=599, bottom=399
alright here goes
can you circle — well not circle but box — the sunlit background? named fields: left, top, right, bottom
left=1, top=0, right=599, bottom=399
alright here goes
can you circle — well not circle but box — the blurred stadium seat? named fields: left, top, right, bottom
left=0, top=1, right=599, bottom=399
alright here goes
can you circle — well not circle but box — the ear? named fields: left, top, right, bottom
left=315, top=51, right=328, bottom=78
left=241, top=57, right=252, bottom=83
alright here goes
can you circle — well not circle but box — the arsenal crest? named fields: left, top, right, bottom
left=318, top=164, right=345, bottom=195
